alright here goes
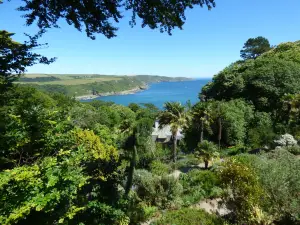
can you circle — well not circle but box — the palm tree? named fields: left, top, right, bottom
left=195, top=140, right=219, bottom=169
left=217, top=103, right=222, bottom=150
left=158, top=102, right=189, bottom=163
left=191, top=102, right=213, bottom=143
left=210, top=101, right=224, bottom=150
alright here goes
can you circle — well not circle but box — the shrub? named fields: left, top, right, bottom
left=218, top=159, right=268, bottom=224
left=179, top=170, right=222, bottom=206
left=235, top=151, right=300, bottom=222
left=274, top=133, right=298, bottom=147
left=185, top=153, right=203, bottom=165
left=222, top=145, right=248, bottom=156
left=150, top=160, right=172, bottom=176
left=154, top=143, right=172, bottom=161
left=195, top=140, right=219, bottom=169
left=172, top=155, right=202, bottom=170
left=127, top=198, right=158, bottom=224
left=234, top=153, right=262, bottom=168
left=133, top=170, right=183, bottom=209
left=286, top=145, right=300, bottom=155
left=254, top=150, right=300, bottom=221
left=152, top=208, right=227, bottom=225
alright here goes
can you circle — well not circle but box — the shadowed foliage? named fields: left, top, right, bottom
left=16, top=0, right=216, bottom=39
left=0, top=30, right=55, bottom=88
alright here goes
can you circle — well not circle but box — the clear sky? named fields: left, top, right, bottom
left=1, top=0, right=300, bottom=78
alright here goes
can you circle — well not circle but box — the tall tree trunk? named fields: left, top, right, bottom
left=204, top=159, right=209, bottom=169
left=125, top=145, right=137, bottom=196
left=218, top=117, right=222, bottom=150
left=217, top=104, right=222, bottom=150
left=287, top=102, right=292, bottom=125
left=173, top=133, right=177, bottom=163
left=200, top=119, right=204, bottom=143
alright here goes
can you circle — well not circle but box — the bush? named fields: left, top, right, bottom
left=179, top=170, right=222, bottom=206
left=221, top=145, right=248, bottom=156
left=153, top=143, right=172, bottom=161
left=218, top=159, right=268, bottom=224
left=185, top=153, right=203, bottom=165
left=286, top=145, right=300, bottom=155
left=254, top=150, right=300, bottom=222
left=235, top=150, right=300, bottom=223
left=133, top=170, right=183, bottom=209
left=150, top=160, right=172, bottom=176
left=274, top=133, right=298, bottom=147
left=234, top=153, right=262, bottom=168
left=127, top=199, right=158, bottom=224
left=172, top=154, right=202, bottom=170
left=152, top=208, right=227, bottom=225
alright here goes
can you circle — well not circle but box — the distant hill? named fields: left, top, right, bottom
left=17, top=74, right=191, bottom=97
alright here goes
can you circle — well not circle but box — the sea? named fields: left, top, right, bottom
left=83, top=79, right=211, bottom=109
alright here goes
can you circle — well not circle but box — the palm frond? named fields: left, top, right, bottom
left=158, top=101, right=190, bottom=133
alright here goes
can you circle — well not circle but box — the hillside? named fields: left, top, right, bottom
left=201, top=41, right=300, bottom=112
left=17, top=74, right=191, bottom=98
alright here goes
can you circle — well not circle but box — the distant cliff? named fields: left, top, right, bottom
left=18, top=74, right=192, bottom=97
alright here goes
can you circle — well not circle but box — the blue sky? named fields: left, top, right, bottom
left=1, top=0, right=300, bottom=78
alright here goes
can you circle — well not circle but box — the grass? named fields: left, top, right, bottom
left=19, top=78, right=121, bottom=85
left=23, top=74, right=51, bottom=78
left=18, top=74, right=122, bottom=85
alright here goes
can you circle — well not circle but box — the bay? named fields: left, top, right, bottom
left=83, top=79, right=210, bottom=109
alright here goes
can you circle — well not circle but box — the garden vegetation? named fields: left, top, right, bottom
left=1, top=1, right=300, bottom=224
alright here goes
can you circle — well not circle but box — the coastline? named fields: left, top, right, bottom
left=76, top=85, right=149, bottom=100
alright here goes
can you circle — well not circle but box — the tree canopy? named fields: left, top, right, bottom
left=2, top=0, right=300, bottom=222
left=240, top=36, right=271, bottom=60
left=14, top=0, right=216, bottom=39
left=201, top=41, right=300, bottom=115
left=0, top=30, right=55, bottom=88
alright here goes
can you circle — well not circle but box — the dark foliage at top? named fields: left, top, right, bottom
left=0, top=30, right=55, bottom=87
left=17, top=0, right=215, bottom=39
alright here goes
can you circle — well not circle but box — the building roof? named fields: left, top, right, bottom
left=151, top=121, right=184, bottom=140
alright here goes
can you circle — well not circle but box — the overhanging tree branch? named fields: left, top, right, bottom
left=15, top=0, right=216, bottom=39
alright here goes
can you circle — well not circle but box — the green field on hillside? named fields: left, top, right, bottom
left=17, top=74, right=190, bottom=97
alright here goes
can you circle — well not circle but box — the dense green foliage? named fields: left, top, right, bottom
left=198, top=41, right=300, bottom=153
left=132, top=169, right=183, bottom=209
left=240, top=36, right=271, bottom=60
left=195, top=140, right=219, bottom=169
left=219, top=159, right=267, bottom=224
left=184, top=99, right=257, bottom=149
left=180, top=170, right=222, bottom=205
left=201, top=41, right=300, bottom=115
left=153, top=208, right=226, bottom=225
left=235, top=150, right=300, bottom=222
left=1, top=31, right=300, bottom=225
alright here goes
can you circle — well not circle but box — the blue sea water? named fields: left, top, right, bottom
left=84, top=79, right=210, bottom=109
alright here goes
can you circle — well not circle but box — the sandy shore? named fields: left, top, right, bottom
left=75, top=85, right=148, bottom=100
